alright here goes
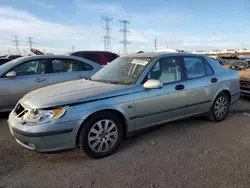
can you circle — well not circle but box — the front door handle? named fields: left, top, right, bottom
left=175, top=84, right=185, bottom=90
left=211, top=78, right=218, bottom=83
left=35, top=78, right=46, bottom=82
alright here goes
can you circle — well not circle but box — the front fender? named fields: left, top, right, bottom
left=72, top=102, right=134, bottom=138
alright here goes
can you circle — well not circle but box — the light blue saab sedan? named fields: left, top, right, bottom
left=8, top=52, right=240, bottom=159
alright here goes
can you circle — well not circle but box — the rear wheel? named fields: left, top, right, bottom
left=208, top=92, right=230, bottom=122
left=79, top=112, right=123, bottom=159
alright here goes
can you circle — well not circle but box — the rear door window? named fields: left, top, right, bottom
left=183, top=57, right=206, bottom=79
left=51, top=59, right=93, bottom=73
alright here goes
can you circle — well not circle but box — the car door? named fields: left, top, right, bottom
left=0, top=59, right=49, bottom=110
left=48, top=58, right=94, bottom=85
left=182, top=56, right=220, bottom=115
left=133, top=56, right=189, bottom=130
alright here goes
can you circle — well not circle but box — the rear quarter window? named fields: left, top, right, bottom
left=203, top=58, right=214, bottom=75
left=208, top=57, right=224, bottom=68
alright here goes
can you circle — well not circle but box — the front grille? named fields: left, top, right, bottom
left=14, top=103, right=28, bottom=119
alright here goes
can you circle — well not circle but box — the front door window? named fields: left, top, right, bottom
left=12, top=59, right=47, bottom=76
left=144, top=56, right=182, bottom=84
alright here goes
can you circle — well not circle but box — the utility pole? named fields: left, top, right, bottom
left=22, top=49, right=25, bottom=56
left=72, top=45, right=75, bottom=52
left=154, top=37, right=157, bottom=51
left=27, top=37, right=35, bottom=52
left=101, top=16, right=113, bottom=52
left=119, top=20, right=131, bottom=54
left=8, top=49, right=11, bottom=55
left=12, top=35, right=20, bottom=55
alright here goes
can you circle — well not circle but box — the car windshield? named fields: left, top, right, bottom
left=91, top=56, right=152, bottom=85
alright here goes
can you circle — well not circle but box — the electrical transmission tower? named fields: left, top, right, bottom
left=154, top=37, right=157, bottom=51
left=12, top=35, right=21, bottom=55
left=101, top=16, right=113, bottom=51
left=27, top=37, right=35, bottom=51
left=119, top=20, right=131, bottom=54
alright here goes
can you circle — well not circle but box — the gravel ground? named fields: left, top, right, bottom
left=0, top=99, right=250, bottom=188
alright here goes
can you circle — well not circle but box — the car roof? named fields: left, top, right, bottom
left=6, top=55, right=99, bottom=62
left=123, top=52, right=204, bottom=58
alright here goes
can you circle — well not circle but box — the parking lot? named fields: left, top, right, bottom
left=0, top=99, right=250, bottom=188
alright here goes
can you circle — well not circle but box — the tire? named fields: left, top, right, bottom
left=79, top=111, right=124, bottom=159
left=208, top=92, right=230, bottom=122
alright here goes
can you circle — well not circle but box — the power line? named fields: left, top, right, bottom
left=27, top=37, right=35, bottom=51
left=12, top=35, right=20, bottom=55
left=154, top=37, right=157, bottom=51
left=101, top=16, right=113, bottom=51
left=119, top=19, right=131, bottom=54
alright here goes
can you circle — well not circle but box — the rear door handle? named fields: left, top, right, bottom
left=175, top=84, right=185, bottom=90
left=35, top=78, right=46, bottom=82
left=211, top=78, right=218, bottom=83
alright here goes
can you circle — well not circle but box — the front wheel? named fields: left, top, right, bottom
left=79, top=112, right=123, bottom=159
left=208, top=92, right=230, bottom=122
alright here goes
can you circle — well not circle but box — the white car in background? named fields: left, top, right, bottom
left=0, top=55, right=102, bottom=112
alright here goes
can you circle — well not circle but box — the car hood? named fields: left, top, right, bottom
left=21, top=80, right=134, bottom=109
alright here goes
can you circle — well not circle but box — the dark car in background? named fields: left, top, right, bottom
left=5, top=55, right=23, bottom=59
left=69, top=51, right=119, bottom=66
left=0, top=58, right=12, bottom=66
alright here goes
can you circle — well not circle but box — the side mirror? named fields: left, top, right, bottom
left=143, top=79, right=163, bottom=89
left=5, top=71, right=16, bottom=78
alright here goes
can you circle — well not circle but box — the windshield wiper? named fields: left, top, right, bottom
left=92, top=79, right=121, bottom=84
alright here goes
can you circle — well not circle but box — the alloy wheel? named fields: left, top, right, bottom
left=88, top=119, right=118, bottom=153
left=214, top=96, right=228, bottom=118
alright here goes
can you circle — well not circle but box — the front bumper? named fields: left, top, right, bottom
left=8, top=111, right=82, bottom=152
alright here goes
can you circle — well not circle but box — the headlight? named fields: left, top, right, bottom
left=23, top=107, right=67, bottom=123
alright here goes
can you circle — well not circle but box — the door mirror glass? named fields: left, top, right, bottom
left=143, top=79, right=163, bottom=89
left=5, top=71, right=16, bottom=78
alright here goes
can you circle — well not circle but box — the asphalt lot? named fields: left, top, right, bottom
left=0, top=99, right=250, bottom=188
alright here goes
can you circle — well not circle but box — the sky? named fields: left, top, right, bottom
left=0, top=0, right=250, bottom=55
